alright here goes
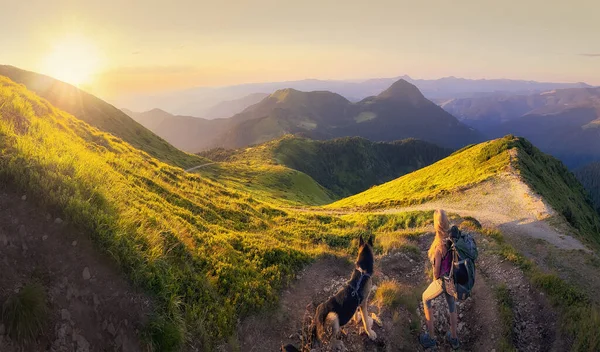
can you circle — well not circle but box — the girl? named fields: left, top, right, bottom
left=419, top=209, right=460, bottom=349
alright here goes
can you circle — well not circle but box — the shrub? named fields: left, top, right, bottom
left=2, top=283, right=48, bottom=342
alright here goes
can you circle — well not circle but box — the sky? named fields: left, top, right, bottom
left=1, top=0, right=599, bottom=99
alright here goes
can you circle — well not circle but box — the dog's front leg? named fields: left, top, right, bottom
left=359, top=300, right=377, bottom=340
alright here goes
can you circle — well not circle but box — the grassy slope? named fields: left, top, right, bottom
left=0, top=66, right=205, bottom=169
left=197, top=138, right=336, bottom=206
left=200, top=135, right=451, bottom=198
left=0, top=76, right=361, bottom=349
left=273, top=136, right=451, bottom=197
left=330, top=138, right=511, bottom=208
left=197, top=162, right=335, bottom=206
left=510, top=138, right=600, bottom=245
left=574, top=162, right=600, bottom=214
left=332, top=135, right=600, bottom=245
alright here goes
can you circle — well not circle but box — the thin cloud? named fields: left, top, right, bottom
left=580, top=53, right=600, bottom=57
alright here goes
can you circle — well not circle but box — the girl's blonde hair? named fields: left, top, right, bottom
left=428, top=209, right=449, bottom=262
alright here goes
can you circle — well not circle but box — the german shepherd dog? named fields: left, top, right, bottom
left=310, top=235, right=377, bottom=350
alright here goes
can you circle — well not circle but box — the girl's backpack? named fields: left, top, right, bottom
left=448, top=225, right=478, bottom=300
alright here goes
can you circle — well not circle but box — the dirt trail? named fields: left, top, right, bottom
left=0, top=188, right=151, bottom=351
left=379, top=175, right=589, bottom=252
left=185, top=162, right=217, bottom=173
left=229, top=224, right=561, bottom=352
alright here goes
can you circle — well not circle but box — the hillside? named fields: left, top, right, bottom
left=331, top=136, right=600, bottom=246
left=440, top=87, right=600, bottom=168
left=203, top=93, right=269, bottom=119
left=196, top=162, right=335, bottom=206
left=575, top=161, right=600, bottom=214
left=202, top=136, right=451, bottom=197
left=0, top=65, right=205, bottom=169
left=216, top=79, right=482, bottom=149
left=2, top=76, right=600, bottom=352
left=122, top=108, right=229, bottom=152
left=0, top=75, right=371, bottom=349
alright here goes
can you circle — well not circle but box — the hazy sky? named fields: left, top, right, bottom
left=1, top=0, right=599, bottom=98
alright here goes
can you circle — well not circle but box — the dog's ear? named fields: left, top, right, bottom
left=368, top=235, right=374, bottom=247
left=359, top=236, right=365, bottom=247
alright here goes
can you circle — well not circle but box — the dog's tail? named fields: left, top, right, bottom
left=311, top=302, right=329, bottom=344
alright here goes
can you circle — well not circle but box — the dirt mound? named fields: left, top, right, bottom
left=0, top=188, right=152, bottom=351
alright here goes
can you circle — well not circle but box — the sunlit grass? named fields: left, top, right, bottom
left=481, top=225, right=600, bottom=352
left=0, top=76, right=358, bottom=349
left=330, top=137, right=512, bottom=208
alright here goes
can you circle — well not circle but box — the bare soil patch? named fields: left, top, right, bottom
left=0, top=188, right=152, bottom=351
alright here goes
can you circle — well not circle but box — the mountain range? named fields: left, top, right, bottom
left=113, top=76, right=590, bottom=117
left=440, top=87, right=600, bottom=168
left=126, top=79, right=482, bottom=152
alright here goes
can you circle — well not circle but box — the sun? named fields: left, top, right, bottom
left=42, top=35, right=101, bottom=86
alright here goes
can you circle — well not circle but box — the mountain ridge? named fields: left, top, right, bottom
left=200, top=135, right=452, bottom=197
left=215, top=79, right=483, bottom=150
left=115, top=75, right=592, bottom=116
left=440, top=87, right=600, bottom=168
left=0, top=65, right=205, bottom=168
left=330, top=135, right=600, bottom=246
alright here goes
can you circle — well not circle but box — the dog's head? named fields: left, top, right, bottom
left=356, top=235, right=374, bottom=274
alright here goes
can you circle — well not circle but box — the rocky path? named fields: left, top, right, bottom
left=226, top=223, right=562, bottom=352
left=304, top=174, right=588, bottom=251
left=184, top=162, right=217, bottom=173
left=0, top=188, right=151, bottom=351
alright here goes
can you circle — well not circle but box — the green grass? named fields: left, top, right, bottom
left=340, top=211, right=434, bottom=232
left=482, top=226, right=600, bottom=352
left=1, top=283, right=48, bottom=342
left=375, top=280, right=404, bottom=310
left=330, top=136, right=514, bottom=208
left=195, top=162, right=335, bottom=206
left=201, top=135, right=450, bottom=198
left=330, top=135, right=600, bottom=246
left=509, top=139, right=600, bottom=246
left=0, top=65, right=206, bottom=169
left=375, top=280, right=423, bottom=334
left=3, top=73, right=600, bottom=351
left=0, top=76, right=377, bottom=349
left=495, top=284, right=516, bottom=352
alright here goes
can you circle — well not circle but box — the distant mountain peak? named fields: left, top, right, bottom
left=270, top=88, right=303, bottom=101
left=376, top=79, right=426, bottom=103
left=148, top=108, right=170, bottom=114
left=267, top=88, right=349, bottom=106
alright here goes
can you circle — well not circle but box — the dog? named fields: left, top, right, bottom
left=310, top=235, right=377, bottom=350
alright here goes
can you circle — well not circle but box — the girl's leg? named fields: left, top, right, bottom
left=422, top=279, right=444, bottom=336
left=445, top=293, right=458, bottom=339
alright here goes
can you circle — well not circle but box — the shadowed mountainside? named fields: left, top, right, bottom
left=440, top=87, right=600, bottom=168
left=217, top=79, right=483, bottom=150
left=575, top=161, right=600, bottom=214
left=201, top=136, right=451, bottom=197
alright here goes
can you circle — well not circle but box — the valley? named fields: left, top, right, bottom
left=1, top=71, right=599, bottom=352
left=3, top=2, right=600, bottom=351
